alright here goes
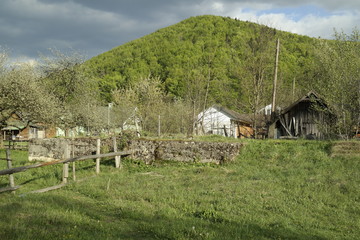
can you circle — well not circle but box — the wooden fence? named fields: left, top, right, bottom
left=1, top=140, right=29, bottom=151
left=0, top=138, right=132, bottom=194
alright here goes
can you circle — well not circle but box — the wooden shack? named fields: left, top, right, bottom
left=269, top=91, right=330, bottom=139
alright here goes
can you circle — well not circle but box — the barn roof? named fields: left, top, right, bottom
left=212, top=105, right=252, bottom=124
left=280, top=91, right=323, bottom=114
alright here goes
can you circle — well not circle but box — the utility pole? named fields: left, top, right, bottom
left=292, top=77, right=296, bottom=101
left=158, top=115, right=161, bottom=138
left=271, top=38, right=280, bottom=121
left=107, top=102, right=113, bottom=134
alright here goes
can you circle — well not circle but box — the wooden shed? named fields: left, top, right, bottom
left=269, top=91, right=330, bottom=139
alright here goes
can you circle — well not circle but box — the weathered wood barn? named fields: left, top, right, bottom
left=269, top=91, right=331, bottom=139
left=197, top=105, right=253, bottom=138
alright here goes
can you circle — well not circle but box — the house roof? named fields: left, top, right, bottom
left=2, top=126, right=24, bottom=131
left=2, top=119, right=26, bottom=131
left=280, top=91, right=323, bottom=114
left=1, top=112, right=45, bottom=131
left=212, top=105, right=252, bottom=124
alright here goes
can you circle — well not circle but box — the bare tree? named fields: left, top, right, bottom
left=242, top=26, right=277, bottom=137
left=112, top=76, right=194, bottom=136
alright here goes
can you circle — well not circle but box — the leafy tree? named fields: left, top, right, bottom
left=315, top=29, right=360, bottom=139
left=0, top=50, right=58, bottom=147
left=112, top=76, right=165, bottom=134
left=0, top=53, right=57, bottom=126
left=39, top=49, right=102, bottom=135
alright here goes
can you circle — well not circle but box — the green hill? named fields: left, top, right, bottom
left=85, top=15, right=319, bottom=111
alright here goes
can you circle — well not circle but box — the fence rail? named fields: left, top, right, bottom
left=2, top=140, right=29, bottom=150
left=0, top=138, right=132, bottom=194
left=0, top=150, right=132, bottom=176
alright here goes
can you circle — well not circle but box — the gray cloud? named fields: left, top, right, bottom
left=210, top=0, right=360, bottom=10
left=0, top=0, right=359, bottom=61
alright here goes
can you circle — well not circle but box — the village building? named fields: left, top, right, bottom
left=258, top=104, right=282, bottom=116
left=197, top=105, right=253, bottom=138
left=268, top=91, right=331, bottom=139
left=1, top=113, right=56, bottom=140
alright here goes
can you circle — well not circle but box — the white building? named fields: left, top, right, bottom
left=197, top=105, right=253, bottom=138
left=258, top=104, right=281, bottom=115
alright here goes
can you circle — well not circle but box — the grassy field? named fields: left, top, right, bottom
left=0, top=140, right=359, bottom=239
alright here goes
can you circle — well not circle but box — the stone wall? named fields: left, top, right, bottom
left=127, top=139, right=243, bottom=164
left=29, top=138, right=244, bottom=164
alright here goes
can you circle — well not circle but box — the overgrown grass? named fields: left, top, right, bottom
left=0, top=140, right=359, bottom=239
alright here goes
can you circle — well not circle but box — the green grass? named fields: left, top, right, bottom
left=0, top=140, right=359, bottom=239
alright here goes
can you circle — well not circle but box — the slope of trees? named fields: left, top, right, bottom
left=85, top=15, right=360, bottom=138
left=85, top=15, right=318, bottom=113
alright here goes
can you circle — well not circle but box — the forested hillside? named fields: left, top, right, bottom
left=85, top=15, right=317, bottom=111
left=84, top=15, right=360, bottom=137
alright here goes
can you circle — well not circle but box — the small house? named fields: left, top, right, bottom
left=269, top=91, right=330, bottom=139
left=197, top=105, right=253, bottom=138
left=1, top=113, right=56, bottom=140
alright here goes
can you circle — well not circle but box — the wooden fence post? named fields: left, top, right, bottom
left=96, top=139, right=101, bottom=174
left=72, top=140, right=76, bottom=181
left=6, top=149, right=15, bottom=191
left=62, top=143, right=70, bottom=184
left=113, top=137, right=121, bottom=168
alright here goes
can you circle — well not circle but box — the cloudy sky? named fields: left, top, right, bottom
left=1, top=0, right=359, bottom=61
